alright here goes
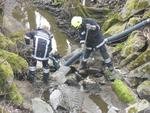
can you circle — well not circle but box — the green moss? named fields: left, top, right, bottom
left=104, top=22, right=127, bottom=36
left=120, top=0, right=149, bottom=20
left=8, top=83, right=23, bottom=105
left=102, top=13, right=119, bottom=32
left=136, top=0, right=149, bottom=9
left=0, top=49, right=28, bottom=74
left=121, top=31, right=141, bottom=57
left=127, top=17, right=140, bottom=27
left=0, top=58, right=14, bottom=91
left=127, top=49, right=150, bottom=71
left=113, top=43, right=125, bottom=53
left=0, top=35, right=15, bottom=51
left=112, top=79, right=136, bottom=103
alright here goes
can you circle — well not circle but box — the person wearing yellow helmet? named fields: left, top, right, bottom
left=71, top=16, right=82, bottom=28
left=71, top=16, right=115, bottom=80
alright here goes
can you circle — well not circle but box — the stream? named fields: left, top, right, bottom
left=0, top=0, right=122, bottom=113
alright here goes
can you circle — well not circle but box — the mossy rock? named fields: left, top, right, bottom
left=126, top=17, right=141, bottom=27
left=119, top=52, right=140, bottom=67
left=104, top=22, right=127, bottom=36
left=143, top=8, right=150, bottom=19
left=120, top=0, right=150, bottom=20
left=0, top=34, right=16, bottom=51
left=129, top=62, right=150, bottom=79
left=120, top=31, right=146, bottom=58
left=0, top=49, right=28, bottom=75
left=102, top=13, right=120, bottom=32
left=7, top=83, right=23, bottom=105
left=0, top=58, right=14, bottom=92
left=112, top=79, right=136, bottom=103
left=127, top=48, right=150, bottom=71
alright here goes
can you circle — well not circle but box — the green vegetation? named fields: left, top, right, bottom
left=0, top=35, right=15, bottom=51
left=112, top=79, right=136, bottom=103
left=120, top=0, right=149, bottom=20
left=7, top=83, right=23, bottom=105
left=0, top=58, right=13, bottom=92
left=0, top=49, right=28, bottom=74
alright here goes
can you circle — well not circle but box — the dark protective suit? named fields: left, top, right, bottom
left=78, top=18, right=113, bottom=69
left=25, top=28, right=53, bottom=83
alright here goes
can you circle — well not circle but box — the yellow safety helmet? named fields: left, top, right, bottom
left=71, top=16, right=82, bottom=28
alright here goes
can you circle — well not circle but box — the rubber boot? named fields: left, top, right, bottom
left=27, top=71, right=35, bottom=84
left=78, top=61, right=88, bottom=75
left=42, top=73, right=49, bottom=84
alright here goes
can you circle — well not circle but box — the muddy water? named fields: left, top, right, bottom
left=90, top=94, right=108, bottom=113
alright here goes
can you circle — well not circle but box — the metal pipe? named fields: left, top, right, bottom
left=107, top=18, right=150, bottom=44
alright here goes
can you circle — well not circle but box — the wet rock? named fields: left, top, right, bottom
left=137, top=80, right=150, bottom=101
left=32, top=98, right=54, bottom=113
left=49, top=84, right=83, bottom=113
left=51, top=66, right=71, bottom=84
left=128, top=62, right=150, bottom=79
left=81, top=76, right=102, bottom=93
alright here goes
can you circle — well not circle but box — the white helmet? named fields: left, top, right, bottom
left=40, top=25, right=50, bottom=31
left=71, top=16, right=82, bottom=28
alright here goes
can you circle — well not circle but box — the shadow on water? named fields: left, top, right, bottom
left=90, top=94, right=108, bottom=113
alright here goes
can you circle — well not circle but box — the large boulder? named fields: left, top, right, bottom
left=120, top=0, right=150, bottom=21
left=137, top=80, right=150, bottom=101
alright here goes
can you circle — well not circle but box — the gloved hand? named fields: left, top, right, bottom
left=104, top=38, right=109, bottom=44
left=86, top=24, right=96, bottom=30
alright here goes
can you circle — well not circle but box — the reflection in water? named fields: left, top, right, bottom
left=35, top=11, right=57, bottom=53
